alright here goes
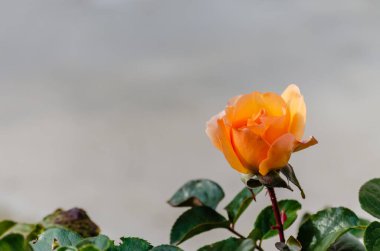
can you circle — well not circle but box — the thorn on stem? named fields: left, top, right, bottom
left=271, top=225, right=280, bottom=230
left=281, top=210, right=287, bottom=224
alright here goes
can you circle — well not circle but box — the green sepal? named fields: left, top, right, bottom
left=280, top=164, right=305, bottom=198
left=275, top=236, right=302, bottom=251
left=257, top=171, right=293, bottom=190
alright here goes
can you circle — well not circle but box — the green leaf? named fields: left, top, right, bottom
left=224, top=186, right=263, bottom=224
left=78, top=244, right=101, bottom=251
left=0, top=220, right=42, bottom=241
left=0, top=234, right=27, bottom=251
left=364, top=221, right=380, bottom=251
left=299, top=212, right=311, bottom=226
left=30, top=227, right=82, bottom=251
left=170, top=206, right=229, bottom=245
left=350, top=218, right=370, bottom=238
left=113, top=237, right=152, bottom=251
left=359, top=178, right=380, bottom=219
left=76, top=235, right=112, bottom=250
left=0, top=221, right=17, bottom=237
left=55, top=247, right=78, bottom=251
left=235, top=239, right=255, bottom=251
left=168, top=179, right=224, bottom=209
left=280, top=164, right=305, bottom=198
left=328, top=233, right=365, bottom=251
left=150, top=245, right=184, bottom=251
left=254, top=200, right=301, bottom=239
left=297, top=207, right=360, bottom=251
left=56, top=247, right=77, bottom=251
left=197, top=237, right=254, bottom=251
left=247, top=228, right=262, bottom=242
left=41, top=208, right=100, bottom=237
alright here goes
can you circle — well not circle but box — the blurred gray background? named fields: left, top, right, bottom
left=0, top=0, right=379, bottom=249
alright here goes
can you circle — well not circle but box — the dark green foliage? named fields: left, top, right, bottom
left=254, top=200, right=301, bottom=240
left=224, top=186, right=263, bottom=224
left=359, top=178, right=380, bottom=219
left=168, top=179, right=224, bottom=209
left=197, top=237, right=254, bottom=251
left=364, top=221, right=380, bottom=251
left=30, top=227, right=82, bottom=251
left=328, top=233, right=365, bottom=251
left=170, top=207, right=229, bottom=245
left=113, top=237, right=153, bottom=251
left=0, top=234, right=28, bottom=251
left=297, top=207, right=360, bottom=251
left=150, top=245, right=183, bottom=251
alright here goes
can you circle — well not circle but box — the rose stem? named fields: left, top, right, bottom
left=267, top=187, right=285, bottom=243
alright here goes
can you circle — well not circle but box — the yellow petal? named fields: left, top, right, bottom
left=217, top=118, right=251, bottom=174
left=294, top=136, right=318, bottom=152
left=231, top=127, right=269, bottom=172
left=205, top=112, right=224, bottom=151
left=262, top=92, right=287, bottom=116
left=262, top=114, right=290, bottom=144
left=259, top=133, right=296, bottom=176
left=225, top=92, right=263, bottom=128
left=281, top=84, right=306, bottom=140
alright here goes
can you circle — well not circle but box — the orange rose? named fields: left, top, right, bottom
left=206, top=84, right=317, bottom=176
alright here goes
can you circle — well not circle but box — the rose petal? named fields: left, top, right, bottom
left=262, top=114, right=290, bottom=144
left=225, top=92, right=263, bottom=128
left=281, top=84, right=306, bottom=140
left=217, top=118, right=251, bottom=174
left=205, top=112, right=224, bottom=151
left=231, top=127, right=269, bottom=172
left=259, top=133, right=296, bottom=176
left=294, top=136, right=318, bottom=152
left=262, top=92, right=287, bottom=116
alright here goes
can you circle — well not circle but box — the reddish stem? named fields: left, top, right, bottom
left=267, top=187, right=285, bottom=243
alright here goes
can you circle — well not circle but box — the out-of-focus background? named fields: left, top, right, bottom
left=0, top=0, right=379, bottom=249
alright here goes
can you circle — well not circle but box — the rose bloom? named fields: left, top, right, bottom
left=206, top=84, right=317, bottom=176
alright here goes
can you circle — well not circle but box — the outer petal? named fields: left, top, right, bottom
left=294, top=136, right=318, bottom=152
left=217, top=118, right=251, bottom=174
left=281, top=84, right=306, bottom=140
left=231, top=127, right=269, bottom=172
left=259, top=133, right=297, bottom=176
left=205, top=112, right=224, bottom=151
